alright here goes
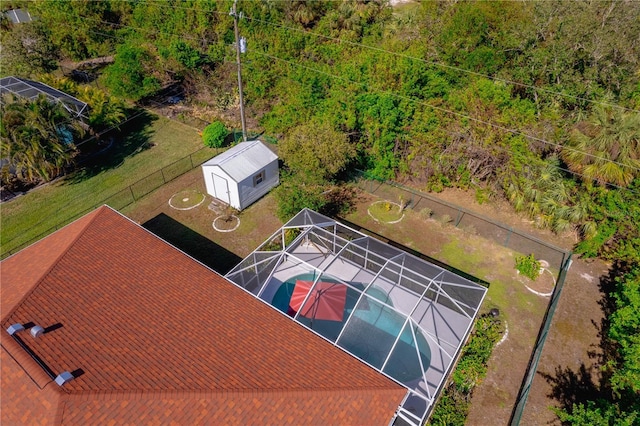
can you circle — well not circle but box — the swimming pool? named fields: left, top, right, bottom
left=271, top=272, right=431, bottom=384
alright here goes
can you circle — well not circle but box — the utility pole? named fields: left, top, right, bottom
left=231, top=0, right=247, bottom=142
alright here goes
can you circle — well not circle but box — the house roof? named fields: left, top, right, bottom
left=202, top=140, right=278, bottom=183
left=1, top=206, right=404, bottom=425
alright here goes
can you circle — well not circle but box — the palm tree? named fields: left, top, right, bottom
left=1, top=95, right=80, bottom=184
left=77, top=86, right=125, bottom=133
left=562, top=105, right=640, bottom=187
left=505, top=156, right=589, bottom=234
left=286, top=1, right=324, bottom=27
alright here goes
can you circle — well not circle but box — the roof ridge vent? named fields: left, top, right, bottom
left=55, top=371, right=75, bottom=386
left=30, top=325, right=44, bottom=338
left=6, top=323, right=25, bottom=335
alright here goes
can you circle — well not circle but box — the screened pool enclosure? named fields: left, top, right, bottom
left=225, top=209, right=488, bottom=425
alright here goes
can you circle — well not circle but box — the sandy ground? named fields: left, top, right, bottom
left=428, top=189, right=608, bottom=426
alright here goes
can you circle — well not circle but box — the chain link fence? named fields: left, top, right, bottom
left=510, top=252, right=572, bottom=425
left=352, top=170, right=572, bottom=425
left=2, top=147, right=217, bottom=258
left=354, top=171, right=569, bottom=271
left=4, top=161, right=572, bottom=423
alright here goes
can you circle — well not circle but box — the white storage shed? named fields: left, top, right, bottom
left=202, top=140, right=279, bottom=211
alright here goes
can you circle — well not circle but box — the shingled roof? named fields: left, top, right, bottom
left=1, top=206, right=405, bottom=425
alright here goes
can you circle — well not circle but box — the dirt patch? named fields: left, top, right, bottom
left=517, top=258, right=608, bottom=425
left=413, top=187, right=608, bottom=425
left=343, top=192, right=450, bottom=256
left=213, top=215, right=240, bottom=232
left=520, top=268, right=556, bottom=296
left=343, top=189, right=551, bottom=424
left=123, top=168, right=282, bottom=270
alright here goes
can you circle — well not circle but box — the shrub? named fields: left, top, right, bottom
left=475, top=187, right=490, bottom=205
left=439, top=214, right=453, bottom=225
left=430, top=314, right=503, bottom=425
left=202, top=121, right=228, bottom=148
left=419, top=208, right=433, bottom=219
left=273, top=175, right=328, bottom=222
left=515, top=253, right=541, bottom=280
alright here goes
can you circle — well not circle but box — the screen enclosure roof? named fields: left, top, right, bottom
left=225, top=209, right=488, bottom=425
left=0, top=76, right=88, bottom=119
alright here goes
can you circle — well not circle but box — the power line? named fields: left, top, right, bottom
left=73, top=14, right=640, bottom=183
left=243, top=14, right=640, bottom=114
left=249, top=49, right=640, bottom=175
left=79, top=0, right=638, bottom=113
left=246, top=50, right=640, bottom=196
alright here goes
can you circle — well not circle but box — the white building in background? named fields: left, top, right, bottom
left=202, top=140, right=279, bottom=211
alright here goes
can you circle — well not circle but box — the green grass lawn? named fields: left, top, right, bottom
left=1, top=111, right=213, bottom=258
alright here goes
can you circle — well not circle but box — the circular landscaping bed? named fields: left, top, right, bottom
left=213, top=215, right=240, bottom=232
left=367, top=201, right=405, bottom=224
left=522, top=267, right=556, bottom=297
left=169, top=190, right=206, bottom=210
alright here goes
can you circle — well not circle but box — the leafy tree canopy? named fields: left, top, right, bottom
left=102, top=42, right=160, bottom=100
left=278, top=120, right=355, bottom=182
left=0, top=21, right=58, bottom=76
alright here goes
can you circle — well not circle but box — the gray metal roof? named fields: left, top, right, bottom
left=4, top=9, right=33, bottom=24
left=0, top=76, right=88, bottom=119
left=202, top=140, right=278, bottom=183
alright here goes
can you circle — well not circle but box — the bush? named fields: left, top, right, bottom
left=273, top=175, right=328, bottom=222
left=515, top=253, right=541, bottom=280
left=419, top=208, right=433, bottom=219
left=202, top=121, right=228, bottom=148
left=439, top=214, right=453, bottom=226
left=102, top=43, right=160, bottom=101
left=430, top=314, right=503, bottom=425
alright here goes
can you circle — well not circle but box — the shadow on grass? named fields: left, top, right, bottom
left=538, top=265, right=620, bottom=416
left=143, top=213, right=241, bottom=275
left=539, top=364, right=605, bottom=411
left=65, top=109, right=158, bottom=183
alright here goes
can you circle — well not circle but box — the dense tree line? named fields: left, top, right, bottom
left=2, top=1, right=639, bottom=423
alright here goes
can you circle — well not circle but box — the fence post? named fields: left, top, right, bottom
left=160, top=168, right=166, bottom=184
left=505, top=227, right=512, bottom=248
left=130, top=186, right=136, bottom=202
left=455, top=210, right=464, bottom=227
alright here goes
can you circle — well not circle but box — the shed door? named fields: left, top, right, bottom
left=212, top=173, right=230, bottom=204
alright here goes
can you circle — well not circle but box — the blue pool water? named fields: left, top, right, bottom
left=271, top=272, right=431, bottom=384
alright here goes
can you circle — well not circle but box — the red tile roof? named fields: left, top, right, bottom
left=1, top=206, right=405, bottom=425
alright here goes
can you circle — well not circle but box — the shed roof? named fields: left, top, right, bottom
left=202, top=140, right=278, bottom=183
left=1, top=206, right=404, bottom=425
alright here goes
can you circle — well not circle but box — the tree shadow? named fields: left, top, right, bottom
left=64, top=109, right=158, bottom=184
left=539, top=363, right=604, bottom=410
left=142, top=213, right=241, bottom=275
left=538, top=263, right=621, bottom=415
